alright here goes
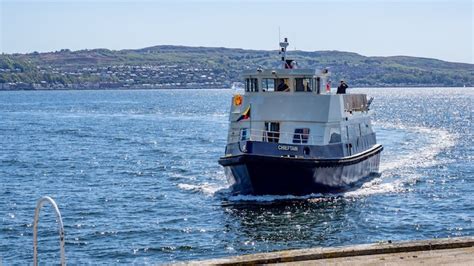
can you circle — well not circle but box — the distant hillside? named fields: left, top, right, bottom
left=1, top=45, right=472, bottom=90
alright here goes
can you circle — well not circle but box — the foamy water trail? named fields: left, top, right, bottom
left=178, top=182, right=226, bottom=196
left=225, top=193, right=325, bottom=202
left=343, top=122, right=456, bottom=198
left=378, top=123, right=455, bottom=172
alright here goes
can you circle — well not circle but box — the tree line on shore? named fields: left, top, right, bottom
left=1, top=45, right=472, bottom=89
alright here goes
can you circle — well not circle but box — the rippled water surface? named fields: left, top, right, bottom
left=1, top=88, right=472, bottom=264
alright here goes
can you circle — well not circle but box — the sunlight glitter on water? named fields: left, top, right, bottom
left=0, top=88, right=472, bottom=264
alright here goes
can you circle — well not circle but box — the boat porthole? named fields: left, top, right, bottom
left=303, top=147, right=310, bottom=155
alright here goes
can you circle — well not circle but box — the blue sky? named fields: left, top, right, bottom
left=1, top=0, right=472, bottom=63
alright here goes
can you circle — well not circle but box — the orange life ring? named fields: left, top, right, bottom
left=233, top=95, right=243, bottom=106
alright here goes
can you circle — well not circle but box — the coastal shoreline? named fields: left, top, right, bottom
left=0, top=86, right=472, bottom=92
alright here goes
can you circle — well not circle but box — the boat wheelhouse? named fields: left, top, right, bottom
left=218, top=38, right=383, bottom=195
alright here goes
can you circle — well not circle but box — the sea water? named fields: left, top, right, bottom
left=0, top=88, right=472, bottom=264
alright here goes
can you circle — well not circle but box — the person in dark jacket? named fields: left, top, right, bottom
left=277, top=79, right=289, bottom=92
left=337, top=80, right=348, bottom=94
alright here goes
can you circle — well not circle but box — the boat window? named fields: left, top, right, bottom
left=293, top=128, right=310, bottom=144
left=261, top=78, right=275, bottom=92
left=329, top=127, right=341, bottom=143
left=316, top=77, right=321, bottom=94
left=275, top=79, right=290, bottom=92
left=264, top=122, right=280, bottom=143
left=295, top=78, right=313, bottom=92
left=245, top=78, right=259, bottom=92
left=240, top=128, right=249, bottom=141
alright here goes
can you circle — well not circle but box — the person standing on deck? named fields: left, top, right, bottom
left=337, top=80, right=349, bottom=94
left=277, top=79, right=289, bottom=92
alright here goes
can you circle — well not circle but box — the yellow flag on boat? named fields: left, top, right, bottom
left=236, top=105, right=251, bottom=122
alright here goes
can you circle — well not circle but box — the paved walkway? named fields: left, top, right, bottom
left=186, top=237, right=474, bottom=265
left=278, top=246, right=474, bottom=265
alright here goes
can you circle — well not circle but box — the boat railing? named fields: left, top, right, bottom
left=343, top=94, right=369, bottom=112
left=229, top=129, right=320, bottom=145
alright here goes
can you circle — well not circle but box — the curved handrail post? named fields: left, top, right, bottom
left=33, top=196, right=66, bottom=266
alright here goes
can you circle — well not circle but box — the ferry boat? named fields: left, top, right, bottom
left=218, top=38, right=383, bottom=195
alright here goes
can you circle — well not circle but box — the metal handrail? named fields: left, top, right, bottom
left=229, top=128, right=320, bottom=144
left=33, top=196, right=66, bottom=266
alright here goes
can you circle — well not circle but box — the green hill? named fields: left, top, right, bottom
left=1, top=45, right=472, bottom=89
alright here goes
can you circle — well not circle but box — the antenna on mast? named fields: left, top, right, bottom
left=278, top=26, right=281, bottom=44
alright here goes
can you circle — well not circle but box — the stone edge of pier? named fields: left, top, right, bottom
left=179, top=236, right=474, bottom=265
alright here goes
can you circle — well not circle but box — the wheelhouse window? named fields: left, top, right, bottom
left=240, top=128, right=249, bottom=141
left=261, top=78, right=275, bottom=92
left=293, top=128, right=310, bottom=144
left=264, top=122, right=280, bottom=143
left=275, top=79, right=290, bottom=92
left=245, top=78, right=259, bottom=92
left=295, top=78, right=313, bottom=92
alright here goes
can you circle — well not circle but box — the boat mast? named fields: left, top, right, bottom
left=279, top=37, right=289, bottom=69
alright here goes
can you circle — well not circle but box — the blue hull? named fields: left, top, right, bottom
left=219, top=144, right=383, bottom=195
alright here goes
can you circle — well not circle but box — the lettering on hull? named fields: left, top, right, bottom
left=277, top=145, right=298, bottom=152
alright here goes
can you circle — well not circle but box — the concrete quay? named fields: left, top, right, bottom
left=184, top=236, right=473, bottom=265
